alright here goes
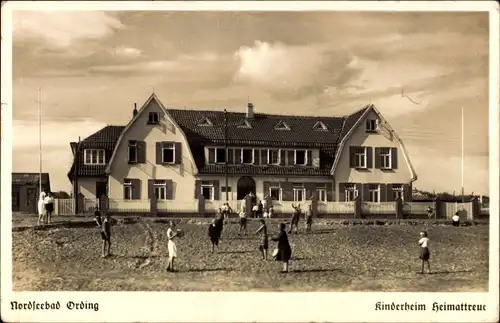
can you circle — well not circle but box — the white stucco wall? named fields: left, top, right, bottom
left=200, top=175, right=333, bottom=201
left=78, top=177, right=106, bottom=199
left=107, top=98, right=197, bottom=200
left=333, top=109, right=413, bottom=200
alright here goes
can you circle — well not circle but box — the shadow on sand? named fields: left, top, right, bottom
left=291, top=268, right=341, bottom=273
left=218, top=250, right=253, bottom=254
left=187, top=268, right=233, bottom=273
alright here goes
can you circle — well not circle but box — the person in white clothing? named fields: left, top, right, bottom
left=418, top=231, right=431, bottom=274
left=452, top=212, right=460, bottom=227
left=37, top=191, right=47, bottom=225
left=166, top=221, right=179, bottom=272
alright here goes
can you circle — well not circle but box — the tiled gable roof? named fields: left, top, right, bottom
left=68, top=126, right=125, bottom=180
left=69, top=106, right=371, bottom=178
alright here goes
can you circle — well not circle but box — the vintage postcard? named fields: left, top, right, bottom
left=1, top=1, right=499, bottom=322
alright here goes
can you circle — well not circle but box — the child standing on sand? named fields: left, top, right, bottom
left=255, top=219, right=269, bottom=260
left=418, top=231, right=431, bottom=274
left=208, top=219, right=220, bottom=253
left=101, top=214, right=112, bottom=258
left=167, top=221, right=179, bottom=272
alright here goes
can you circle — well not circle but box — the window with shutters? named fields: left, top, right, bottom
left=215, top=148, right=226, bottom=164
left=366, top=119, right=378, bottom=132
left=148, top=112, right=160, bottom=124
left=345, top=183, right=358, bottom=202
left=201, top=181, right=214, bottom=200
left=154, top=180, right=167, bottom=200
left=269, top=185, right=282, bottom=201
left=162, top=143, right=175, bottom=163
left=380, top=147, right=392, bottom=169
left=354, top=147, right=367, bottom=168
left=294, top=150, right=307, bottom=165
left=84, top=149, right=106, bottom=165
left=241, top=149, right=254, bottom=164
left=267, top=149, right=280, bottom=165
left=392, top=184, right=404, bottom=200
left=368, top=184, right=380, bottom=202
left=123, top=179, right=132, bottom=200
left=128, top=140, right=137, bottom=163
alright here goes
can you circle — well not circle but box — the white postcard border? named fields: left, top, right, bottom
left=1, top=1, right=499, bottom=322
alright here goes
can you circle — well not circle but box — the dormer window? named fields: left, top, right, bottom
left=237, top=119, right=252, bottom=129
left=148, top=112, right=160, bottom=124
left=197, top=117, right=213, bottom=127
left=274, top=120, right=291, bottom=131
left=313, top=121, right=328, bottom=131
left=366, top=119, right=378, bottom=132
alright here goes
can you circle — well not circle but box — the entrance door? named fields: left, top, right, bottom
left=96, top=182, right=107, bottom=199
left=26, top=188, right=37, bottom=213
left=12, top=191, right=20, bottom=212
left=237, top=176, right=256, bottom=200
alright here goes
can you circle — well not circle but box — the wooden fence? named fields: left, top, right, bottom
left=52, top=195, right=486, bottom=220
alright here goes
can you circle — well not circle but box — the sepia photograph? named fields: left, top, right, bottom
left=1, top=1, right=499, bottom=322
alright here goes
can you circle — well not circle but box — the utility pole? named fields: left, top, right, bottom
left=461, top=106, right=465, bottom=203
left=38, top=88, right=42, bottom=195
left=74, top=136, right=81, bottom=214
left=224, top=109, right=229, bottom=201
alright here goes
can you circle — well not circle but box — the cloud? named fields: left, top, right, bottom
left=111, top=46, right=142, bottom=59
left=13, top=11, right=123, bottom=54
left=233, top=41, right=327, bottom=90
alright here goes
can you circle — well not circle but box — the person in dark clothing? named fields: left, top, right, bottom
left=101, top=214, right=112, bottom=258
left=214, top=213, right=224, bottom=241
left=94, top=206, right=102, bottom=227
left=255, top=219, right=269, bottom=260
left=272, top=223, right=292, bottom=273
left=256, top=201, right=264, bottom=218
left=208, top=219, right=220, bottom=253
left=289, top=203, right=301, bottom=234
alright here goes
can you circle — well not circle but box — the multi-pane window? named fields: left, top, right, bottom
left=123, top=179, right=132, bottom=200
left=293, top=184, right=305, bottom=202
left=84, top=149, right=105, bottom=165
left=316, top=183, right=327, bottom=202
left=148, top=112, right=160, bottom=124
left=345, top=183, right=358, bottom=202
left=354, top=147, right=367, bottom=168
left=392, top=184, right=404, bottom=201
left=268, top=149, right=280, bottom=165
left=380, top=148, right=392, bottom=169
left=162, top=143, right=175, bottom=163
left=215, top=148, right=226, bottom=163
left=201, top=181, right=214, bottom=200
left=295, top=150, right=306, bottom=165
left=366, top=119, right=378, bottom=132
left=368, top=184, right=380, bottom=202
left=241, top=149, right=254, bottom=164
left=269, top=186, right=282, bottom=201
left=154, top=180, right=167, bottom=200
left=128, top=140, right=137, bottom=163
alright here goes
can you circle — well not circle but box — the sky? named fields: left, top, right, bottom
left=10, top=10, right=490, bottom=195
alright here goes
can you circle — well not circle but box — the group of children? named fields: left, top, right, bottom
left=91, top=202, right=435, bottom=275
left=37, top=191, right=55, bottom=226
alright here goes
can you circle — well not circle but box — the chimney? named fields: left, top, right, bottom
left=246, top=102, right=254, bottom=119
left=133, top=103, right=138, bottom=118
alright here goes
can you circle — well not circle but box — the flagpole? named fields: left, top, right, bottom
left=461, top=106, right=464, bottom=203
left=38, top=88, right=42, bottom=195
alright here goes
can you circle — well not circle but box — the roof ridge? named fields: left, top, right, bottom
left=167, top=108, right=360, bottom=119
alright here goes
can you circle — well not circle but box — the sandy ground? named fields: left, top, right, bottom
left=12, top=216, right=489, bottom=292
